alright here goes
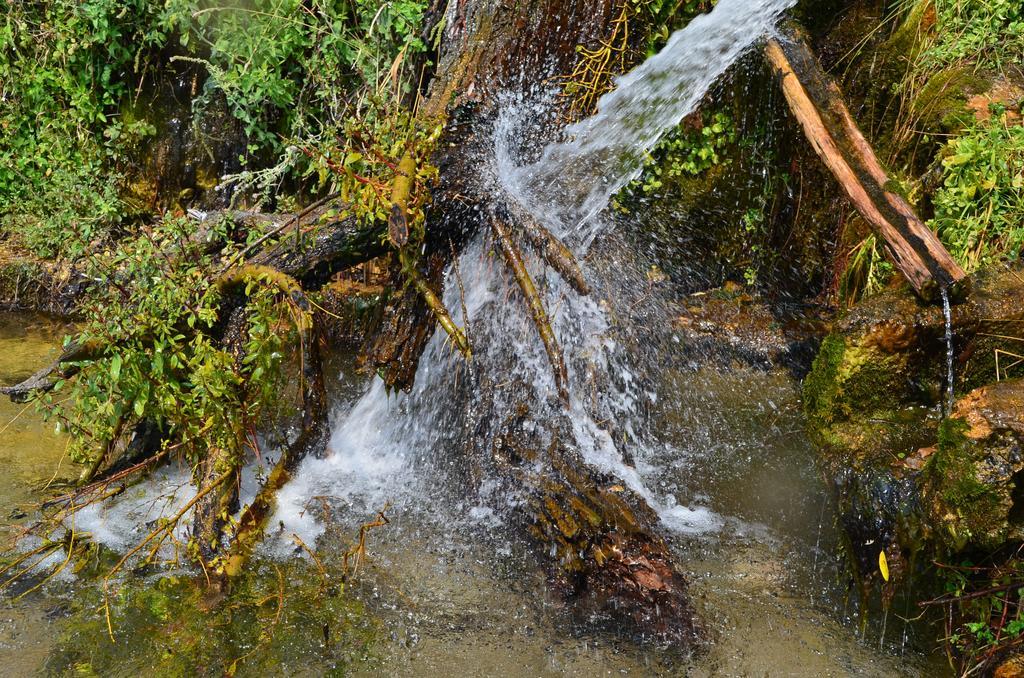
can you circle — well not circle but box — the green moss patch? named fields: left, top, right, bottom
left=925, top=418, right=1006, bottom=551
left=45, top=562, right=379, bottom=677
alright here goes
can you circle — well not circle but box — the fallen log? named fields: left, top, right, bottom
left=493, top=406, right=701, bottom=644
left=765, top=21, right=968, bottom=301
left=0, top=208, right=386, bottom=404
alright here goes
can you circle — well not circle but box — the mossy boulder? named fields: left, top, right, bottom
left=804, top=264, right=1024, bottom=575
left=803, top=285, right=950, bottom=446
left=913, top=67, right=993, bottom=136
left=806, top=264, right=1024, bottom=440
left=923, top=379, right=1024, bottom=551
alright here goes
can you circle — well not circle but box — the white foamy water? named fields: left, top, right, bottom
left=502, top=0, right=795, bottom=248
left=275, top=0, right=793, bottom=547
left=64, top=0, right=791, bottom=556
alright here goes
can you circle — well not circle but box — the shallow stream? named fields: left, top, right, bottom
left=0, top=312, right=949, bottom=676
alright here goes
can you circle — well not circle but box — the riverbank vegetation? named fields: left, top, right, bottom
left=1, top=0, right=430, bottom=258
left=838, top=0, right=1023, bottom=302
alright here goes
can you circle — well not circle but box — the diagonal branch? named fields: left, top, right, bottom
left=490, top=218, right=570, bottom=406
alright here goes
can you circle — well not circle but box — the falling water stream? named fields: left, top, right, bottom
left=504, top=0, right=796, bottom=249
left=276, top=0, right=800, bottom=553
left=0, top=0, right=952, bottom=674
left=941, top=287, right=956, bottom=416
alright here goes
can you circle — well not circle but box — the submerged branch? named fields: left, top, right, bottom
left=0, top=340, right=101, bottom=403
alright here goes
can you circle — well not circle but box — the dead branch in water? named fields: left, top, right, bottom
left=400, top=249, right=472, bottom=359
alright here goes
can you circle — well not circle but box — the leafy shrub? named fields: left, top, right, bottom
left=931, top=114, right=1024, bottom=271
left=1, top=165, right=123, bottom=259
left=0, top=0, right=168, bottom=256
left=163, top=0, right=428, bottom=152
left=43, top=218, right=300, bottom=468
left=919, top=0, right=1024, bottom=72
left=1, top=0, right=430, bottom=258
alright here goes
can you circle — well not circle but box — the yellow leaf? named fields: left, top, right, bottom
left=879, top=550, right=890, bottom=582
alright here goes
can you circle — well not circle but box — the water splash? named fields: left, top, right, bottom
left=941, top=286, right=955, bottom=416
left=71, top=0, right=794, bottom=551
left=272, top=0, right=795, bottom=544
left=501, top=0, right=795, bottom=249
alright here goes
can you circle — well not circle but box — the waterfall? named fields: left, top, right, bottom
left=273, top=0, right=795, bottom=548
left=501, top=0, right=795, bottom=249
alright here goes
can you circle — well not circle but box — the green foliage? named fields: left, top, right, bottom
left=2, top=165, right=123, bottom=259
left=934, top=557, right=1024, bottom=676
left=631, top=112, right=735, bottom=194
left=41, top=217, right=301, bottom=469
left=643, top=0, right=716, bottom=53
left=931, top=114, right=1024, bottom=271
left=0, top=0, right=167, bottom=256
left=299, top=98, right=442, bottom=231
left=741, top=204, right=769, bottom=287
left=163, top=0, right=428, bottom=150
left=838, top=235, right=896, bottom=306
left=1, top=0, right=430, bottom=258
left=919, top=0, right=1024, bottom=72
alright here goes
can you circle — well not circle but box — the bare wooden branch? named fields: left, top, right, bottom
left=519, top=215, right=591, bottom=296
left=765, top=22, right=968, bottom=300
left=400, top=250, right=472, bottom=359
left=491, top=218, right=570, bottom=406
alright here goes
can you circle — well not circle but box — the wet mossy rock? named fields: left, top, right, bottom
left=803, top=293, right=946, bottom=448
left=805, top=265, right=1024, bottom=441
left=924, top=379, right=1024, bottom=552
left=804, top=264, right=1024, bottom=570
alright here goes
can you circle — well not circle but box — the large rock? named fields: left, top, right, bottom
left=924, top=379, right=1024, bottom=551
left=803, top=265, right=1024, bottom=579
